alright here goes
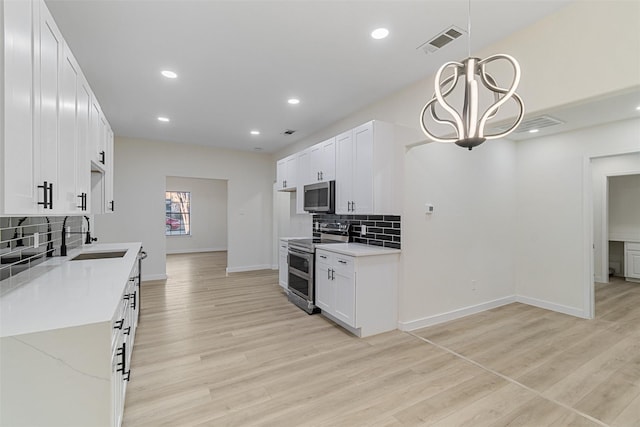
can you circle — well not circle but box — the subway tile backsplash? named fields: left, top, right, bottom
left=313, top=214, right=401, bottom=249
left=0, top=216, right=84, bottom=282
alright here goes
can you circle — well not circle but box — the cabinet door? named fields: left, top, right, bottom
left=278, top=244, right=288, bottom=289
left=285, top=155, right=297, bottom=189
left=104, top=126, right=115, bottom=212
left=296, top=150, right=310, bottom=214
left=59, top=46, right=79, bottom=213
left=2, top=0, right=37, bottom=214
left=90, top=95, right=106, bottom=168
left=333, top=256, right=356, bottom=327
left=309, top=143, right=322, bottom=182
left=353, top=122, right=374, bottom=214
left=626, top=250, right=640, bottom=279
left=76, top=77, right=92, bottom=213
left=320, top=137, right=336, bottom=181
left=37, top=3, right=64, bottom=213
left=276, top=159, right=286, bottom=190
left=315, top=253, right=334, bottom=314
left=335, top=130, right=353, bottom=214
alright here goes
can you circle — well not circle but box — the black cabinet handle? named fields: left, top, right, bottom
left=99, top=150, right=105, bottom=164
left=109, top=200, right=115, bottom=211
left=117, top=342, right=130, bottom=381
left=320, top=171, right=323, bottom=180
left=131, top=291, right=137, bottom=310
left=338, top=260, right=347, bottom=264
left=331, top=269, right=335, bottom=280
left=37, top=181, right=53, bottom=209
left=124, top=326, right=131, bottom=336
left=77, top=193, right=87, bottom=210
left=319, top=255, right=327, bottom=259
left=114, top=319, right=124, bottom=330
left=327, top=268, right=331, bottom=280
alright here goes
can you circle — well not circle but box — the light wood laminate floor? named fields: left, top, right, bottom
left=123, top=253, right=639, bottom=426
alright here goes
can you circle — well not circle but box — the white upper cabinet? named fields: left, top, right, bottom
left=308, top=137, right=336, bottom=183
left=335, top=121, right=400, bottom=215
left=36, top=2, right=63, bottom=213
left=295, top=149, right=310, bottom=214
left=1, top=0, right=113, bottom=215
left=276, top=154, right=297, bottom=191
left=335, top=130, right=354, bottom=214
left=1, top=0, right=37, bottom=214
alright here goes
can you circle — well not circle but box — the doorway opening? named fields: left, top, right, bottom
left=589, top=152, right=640, bottom=318
left=165, top=176, right=229, bottom=269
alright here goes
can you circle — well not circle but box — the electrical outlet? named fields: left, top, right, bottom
left=361, top=225, right=367, bottom=236
left=66, top=226, right=71, bottom=238
left=33, top=232, right=39, bottom=248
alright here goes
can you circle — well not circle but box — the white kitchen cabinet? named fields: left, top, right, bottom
left=278, top=239, right=289, bottom=290
left=625, top=242, right=640, bottom=282
left=315, top=248, right=399, bottom=337
left=315, top=250, right=333, bottom=312
left=1, top=0, right=112, bottom=215
left=59, top=44, right=92, bottom=213
left=335, top=121, right=400, bottom=215
left=309, top=137, right=336, bottom=183
left=295, top=149, right=310, bottom=214
left=0, top=249, right=141, bottom=427
left=276, top=154, right=297, bottom=191
left=1, top=0, right=38, bottom=214
left=104, top=126, right=115, bottom=212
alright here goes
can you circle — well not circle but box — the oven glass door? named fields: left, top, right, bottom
left=288, top=251, right=311, bottom=275
left=288, top=269, right=311, bottom=300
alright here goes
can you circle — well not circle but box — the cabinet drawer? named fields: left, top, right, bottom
left=625, top=242, right=640, bottom=251
left=334, top=255, right=354, bottom=277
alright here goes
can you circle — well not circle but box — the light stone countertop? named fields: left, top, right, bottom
left=0, top=242, right=142, bottom=338
left=315, top=242, right=401, bottom=257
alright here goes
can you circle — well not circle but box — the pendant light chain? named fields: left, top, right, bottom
left=467, top=0, right=472, bottom=58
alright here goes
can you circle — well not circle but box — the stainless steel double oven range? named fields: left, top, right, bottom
left=287, top=223, right=350, bottom=314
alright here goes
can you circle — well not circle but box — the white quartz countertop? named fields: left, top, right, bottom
left=279, top=237, right=311, bottom=242
left=315, top=243, right=401, bottom=257
left=0, top=242, right=142, bottom=338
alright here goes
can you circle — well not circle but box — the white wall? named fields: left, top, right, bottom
left=592, top=153, right=640, bottom=282
left=94, top=137, right=273, bottom=280
left=166, top=176, right=228, bottom=254
left=400, top=139, right=518, bottom=328
left=609, top=174, right=640, bottom=240
left=516, top=119, right=640, bottom=317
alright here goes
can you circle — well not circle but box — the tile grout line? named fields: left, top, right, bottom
left=406, top=331, right=611, bottom=427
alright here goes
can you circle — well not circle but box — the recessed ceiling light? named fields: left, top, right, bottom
left=529, top=129, right=539, bottom=133
left=250, top=130, right=260, bottom=135
left=371, top=28, right=389, bottom=40
left=287, top=98, right=300, bottom=105
left=161, top=70, right=177, bottom=79
left=157, top=116, right=170, bottom=122
left=636, top=105, right=640, bottom=111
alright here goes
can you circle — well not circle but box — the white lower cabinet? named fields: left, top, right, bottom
left=0, top=260, right=140, bottom=427
left=625, top=242, right=640, bottom=281
left=279, top=239, right=289, bottom=290
left=315, top=248, right=398, bottom=337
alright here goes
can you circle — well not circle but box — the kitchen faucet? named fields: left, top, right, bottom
left=59, top=216, right=97, bottom=257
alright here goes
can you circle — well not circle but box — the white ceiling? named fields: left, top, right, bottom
left=45, top=0, right=592, bottom=153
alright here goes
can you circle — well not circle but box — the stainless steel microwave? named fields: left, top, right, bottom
left=303, top=181, right=335, bottom=213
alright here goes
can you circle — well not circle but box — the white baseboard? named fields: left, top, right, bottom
left=226, top=264, right=272, bottom=274
left=398, top=296, right=516, bottom=331
left=141, top=273, right=167, bottom=281
left=515, top=295, right=588, bottom=319
left=166, top=247, right=227, bottom=255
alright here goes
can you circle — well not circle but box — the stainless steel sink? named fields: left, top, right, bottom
left=71, top=251, right=127, bottom=261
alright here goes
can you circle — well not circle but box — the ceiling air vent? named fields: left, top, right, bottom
left=417, top=26, right=465, bottom=54
left=513, top=115, right=564, bottom=133
left=283, top=129, right=296, bottom=135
